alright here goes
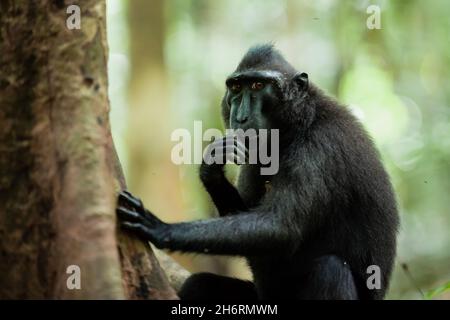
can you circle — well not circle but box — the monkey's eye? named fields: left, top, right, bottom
left=251, top=82, right=265, bottom=91
left=230, top=83, right=242, bottom=93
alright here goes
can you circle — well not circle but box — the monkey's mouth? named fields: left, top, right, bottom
left=229, top=129, right=259, bottom=139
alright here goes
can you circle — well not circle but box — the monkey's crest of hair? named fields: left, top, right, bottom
left=236, top=44, right=298, bottom=77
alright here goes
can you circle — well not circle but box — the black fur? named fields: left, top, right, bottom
left=117, top=44, right=399, bottom=300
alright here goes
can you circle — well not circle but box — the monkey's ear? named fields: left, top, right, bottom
left=293, top=72, right=308, bottom=91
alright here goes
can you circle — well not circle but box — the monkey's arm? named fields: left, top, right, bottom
left=117, top=143, right=329, bottom=256
left=117, top=191, right=289, bottom=256
left=200, top=136, right=248, bottom=216
left=200, top=163, right=247, bottom=216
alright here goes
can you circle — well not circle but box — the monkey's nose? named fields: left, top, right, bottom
left=236, top=106, right=249, bottom=123
left=236, top=115, right=248, bottom=123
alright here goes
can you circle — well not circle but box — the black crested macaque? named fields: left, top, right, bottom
left=117, top=44, right=399, bottom=300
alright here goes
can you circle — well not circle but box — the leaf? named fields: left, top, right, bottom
left=424, top=281, right=450, bottom=300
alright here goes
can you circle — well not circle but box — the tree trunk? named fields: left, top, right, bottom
left=0, top=0, right=185, bottom=299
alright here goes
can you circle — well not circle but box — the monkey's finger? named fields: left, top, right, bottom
left=123, top=190, right=133, bottom=197
left=203, top=143, right=224, bottom=165
left=118, top=190, right=138, bottom=206
left=234, top=134, right=259, bottom=152
left=117, top=206, right=142, bottom=223
left=213, top=135, right=249, bottom=151
left=231, top=137, right=248, bottom=155
left=210, top=149, right=227, bottom=165
left=209, top=137, right=249, bottom=161
left=209, top=142, right=245, bottom=158
left=204, top=140, right=230, bottom=156
left=118, top=190, right=144, bottom=211
left=213, top=145, right=246, bottom=161
left=233, top=140, right=250, bottom=160
left=202, top=150, right=216, bottom=165
left=213, top=147, right=246, bottom=165
left=232, top=152, right=246, bottom=165
left=210, top=136, right=237, bottom=149
left=233, top=146, right=247, bottom=163
left=227, top=136, right=249, bottom=153
left=118, top=205, right=159, bottom=229
left=211, top=147, right=244, bottom=163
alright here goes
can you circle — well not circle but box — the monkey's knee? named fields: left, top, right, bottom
left=179, top=272, right=257, bottom=300
left=298, top=255, right=358, bottom=300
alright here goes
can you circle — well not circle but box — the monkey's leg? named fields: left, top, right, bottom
left=297, top=255, right=358, bottom=300
left=178, top=273, right=257, bottom=300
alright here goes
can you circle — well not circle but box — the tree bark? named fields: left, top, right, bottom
left=0, top=0, right=185, bottom=299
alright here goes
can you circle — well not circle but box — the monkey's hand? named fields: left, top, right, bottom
left=116, top=190, right=171, bottom=249
left=200, top=135, right=248, bottom=185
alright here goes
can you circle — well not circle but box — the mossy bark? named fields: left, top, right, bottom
left=0, top=0, right=178, bottom=299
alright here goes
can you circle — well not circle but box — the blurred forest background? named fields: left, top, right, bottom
left=106, top=0, right=450, bottom=299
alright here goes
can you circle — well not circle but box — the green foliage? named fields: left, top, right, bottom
left=425, top=281, right=450, bottom=300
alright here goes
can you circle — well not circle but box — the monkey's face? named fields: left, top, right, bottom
left=224, top=72, right=282, bottom=131
left=222, top=70, right=309, bottom=132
